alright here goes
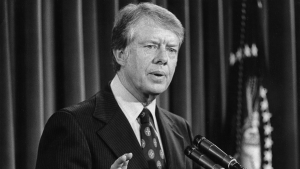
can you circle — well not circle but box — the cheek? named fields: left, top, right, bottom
left=169, top=60, right=177, bottom=74
left=135, top=50, right=153, bottom=68
left=126, top=49, right=140, bottom=70
left=127, top=54, right=148, bottom=78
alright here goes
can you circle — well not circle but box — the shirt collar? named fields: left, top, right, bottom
left=110, top=75, right=157, bottom=124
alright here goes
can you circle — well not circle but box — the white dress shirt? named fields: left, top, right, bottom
left=110, top=75, right=164, bottom=150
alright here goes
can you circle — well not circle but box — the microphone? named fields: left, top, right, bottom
left=193, top=135, right=245, bottom=169
left=184, top=146, right=225, bottom=169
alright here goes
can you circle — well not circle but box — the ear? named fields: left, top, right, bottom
left=112, top=49, right=127, bottom=66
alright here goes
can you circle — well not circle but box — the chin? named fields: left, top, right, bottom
left=148, top=86, right=168, bottom=95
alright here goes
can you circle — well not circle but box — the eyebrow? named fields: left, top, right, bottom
left=140, top=39, right=179, bottom=46
left=167, top=42, right=179, bottom=47
left=138, top=39, right=159, bottom=45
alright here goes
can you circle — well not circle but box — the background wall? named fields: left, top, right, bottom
left=0, top=0, right=299, bottom=169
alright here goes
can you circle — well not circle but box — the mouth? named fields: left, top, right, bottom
left=149, top=71, right=166, bottom=77
left=148, top=71, right=167, bottom=82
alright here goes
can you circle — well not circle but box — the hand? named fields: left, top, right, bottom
left=110, top=153, right=133, bottom=169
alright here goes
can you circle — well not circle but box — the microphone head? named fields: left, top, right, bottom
left=184, top=146, right=193, bottom=156
left=184, top=146, right=226, bottom=169
left=193, top=135, right=206, bottom=147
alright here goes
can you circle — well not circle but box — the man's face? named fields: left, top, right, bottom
left=120, top=19, right=180, bottom=99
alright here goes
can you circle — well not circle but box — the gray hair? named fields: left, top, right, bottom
left=111, top=2, right=184, bottom=72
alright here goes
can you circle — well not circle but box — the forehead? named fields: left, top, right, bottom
left=130, top=18, right=179, bottom=44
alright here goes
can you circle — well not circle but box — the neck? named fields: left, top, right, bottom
left=116, top=72, right=157, bottom=106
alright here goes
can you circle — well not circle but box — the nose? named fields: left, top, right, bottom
left=154, top=48, right=168, bottom=65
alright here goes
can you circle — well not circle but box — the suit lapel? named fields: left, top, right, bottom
left=156, top=107, right=186, bottom=169
left=93, top=86, right=148, bottom=169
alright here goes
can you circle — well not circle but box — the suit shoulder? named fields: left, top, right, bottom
left=59, top=92, right=99, bottom=116
left=157, top=107, right=191, bottom=130
left=158, top=107, right=187, bottom=122
left=44, top=91, right=106, bottom=134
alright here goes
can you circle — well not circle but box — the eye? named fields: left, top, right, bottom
left=167, top=47, right=177, bottom=53
left=144, top=45, right=158, bottom=49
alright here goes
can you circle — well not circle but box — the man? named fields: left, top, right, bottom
left=36, top=2, right=200, bottom=169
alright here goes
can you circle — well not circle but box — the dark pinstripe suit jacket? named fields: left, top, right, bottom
left=36, top=85, right=200, bottom=169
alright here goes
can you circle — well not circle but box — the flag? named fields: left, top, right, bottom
left=227, top=0, right=273, bottom=169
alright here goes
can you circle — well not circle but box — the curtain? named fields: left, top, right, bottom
left=0, top=0, right=299, bottom=169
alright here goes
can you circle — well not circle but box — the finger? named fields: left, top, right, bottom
left=120, top=153, right=133, bottom=169
left=115, top=154, right=127, bottom=166
left=124, top=153, right=133, bottom=162
left=111, top=153, right=133, bottom=169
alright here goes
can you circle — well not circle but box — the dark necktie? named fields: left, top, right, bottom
left=139, top=108, right=166, bottom=169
